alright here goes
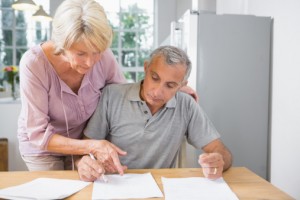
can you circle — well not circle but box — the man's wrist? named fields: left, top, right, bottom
left=74, top=155, right=84, bottom=170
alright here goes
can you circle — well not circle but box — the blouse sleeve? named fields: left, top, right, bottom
left=18, top=50, right=55, bottom=150
left=100, top=49, right=126, bottom=85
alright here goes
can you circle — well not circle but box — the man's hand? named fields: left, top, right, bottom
left=89, top=140, right=127, bottom=175
left=77, top=155, right=105, bottom=182
left=199, top=139, right=232, bottom=179
left=198, top=152, right=224, bottom=180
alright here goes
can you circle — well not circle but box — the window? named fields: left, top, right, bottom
left=0, top=0, right=154, bottom=98
left=97, top=0, right=154, bottom=82
left=0, top=0, right=50, bottom=97
left=0, top=0, right=50, bottom=67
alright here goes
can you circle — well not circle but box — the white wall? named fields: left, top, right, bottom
left=0, top=101, right=26, bottom=171
left=217, top=0, right=300, bottom=199
left=157, top=0, right=217, bottom=45
left=156, top=0, right=177, bottom=46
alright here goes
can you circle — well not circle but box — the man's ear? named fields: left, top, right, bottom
left=181, top=80, right=188, bottom=88
left=177, top=80, right=188, bottom=92
left=144, top=61, right=149, bottom=72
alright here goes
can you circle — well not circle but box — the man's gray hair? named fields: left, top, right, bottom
left=147, top=45, right=192, bottom=81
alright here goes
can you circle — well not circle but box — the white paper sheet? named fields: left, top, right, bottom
left=92, top=173, right=163, bottom=199
left=162, top=177, right=239, bottom=200
left=0, top=178, right=91, bottom=200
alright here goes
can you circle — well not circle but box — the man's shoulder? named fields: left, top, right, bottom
left=101, top=82, right=140, bottom=105
left=105, top=82, right=136, bottom=90
left=104, top=82, right=138, bottom=95
left=176, top=91, right=197, bottom=103
left=174, top=91, right=200, bottom=111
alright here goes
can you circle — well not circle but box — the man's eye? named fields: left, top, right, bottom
left=167, top=84, right=176, bottom=89
left=152, top=76, right=159, bottom=81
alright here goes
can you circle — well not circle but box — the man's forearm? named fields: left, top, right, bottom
left=202, top=139, right=233, bottom=171
left=217, top=144, right=232, bottom=171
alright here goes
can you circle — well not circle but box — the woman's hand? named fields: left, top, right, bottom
left=179, top=85, right=199, bottom=102
left=89, top=140, right=127, bottom=175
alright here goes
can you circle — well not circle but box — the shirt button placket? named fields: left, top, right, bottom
left=140, top=102, right=150, bottom=126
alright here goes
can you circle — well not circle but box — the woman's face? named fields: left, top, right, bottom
left=63, top=42, right=101, bottom=74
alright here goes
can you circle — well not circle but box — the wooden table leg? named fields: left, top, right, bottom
left=0, top=138, right=8, bottom=171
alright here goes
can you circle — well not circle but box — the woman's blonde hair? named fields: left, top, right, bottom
left=51, top=0, right=112, bottom=54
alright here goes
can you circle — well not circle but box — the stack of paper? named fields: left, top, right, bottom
left=0, top=178, right=91, bottom=200
left=92, top=173, right=163, bottom=199
left=162, top=177, right=239, bottom=200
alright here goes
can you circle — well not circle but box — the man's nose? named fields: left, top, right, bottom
left=152, top=84, right=164, bottom=96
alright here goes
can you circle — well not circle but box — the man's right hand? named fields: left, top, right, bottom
left=76, top=152, right=128, bottom=182
left=77, top=154, right=105, bottom=182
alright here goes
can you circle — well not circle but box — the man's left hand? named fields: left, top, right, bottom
left=198, top=152, right=224, bottom=179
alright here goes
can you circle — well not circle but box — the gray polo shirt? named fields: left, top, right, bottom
left=84, top=82, right=220, bottom=169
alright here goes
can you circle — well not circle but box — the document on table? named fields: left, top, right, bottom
left=0, top=178, right=91, bottom=200
left=92, top=173, right=163, bottom=200
left=162, top=177, right=239, bottom=200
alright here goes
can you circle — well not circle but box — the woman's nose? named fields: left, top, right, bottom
left=85, top=56, right=96, bottom=67
left=87, top=53, right=101, bottom=67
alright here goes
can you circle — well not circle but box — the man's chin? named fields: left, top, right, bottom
left=148, top=99, right=163, bottom=107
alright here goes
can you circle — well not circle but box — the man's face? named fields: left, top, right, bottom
left=140, top=55, right=187, bottom=113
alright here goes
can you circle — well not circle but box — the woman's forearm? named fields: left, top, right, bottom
left=47, top=134, right=91, bottom=155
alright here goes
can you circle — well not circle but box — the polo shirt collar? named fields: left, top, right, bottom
left=127, top=80, right=177, bottom=108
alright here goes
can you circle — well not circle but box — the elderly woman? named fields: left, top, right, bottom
left=18, top=0, right=126, bottom=172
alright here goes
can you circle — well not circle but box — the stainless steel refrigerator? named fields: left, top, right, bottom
left=171, top=10, right=272, bottom=179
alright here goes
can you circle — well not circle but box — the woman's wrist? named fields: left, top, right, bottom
left=85, top=139, right=96, bottom=154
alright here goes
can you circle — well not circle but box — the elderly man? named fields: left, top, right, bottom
left=76, top=45, right=232, bottom=181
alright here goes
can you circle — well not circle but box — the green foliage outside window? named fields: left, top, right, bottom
left=107, top=1, right=153, bottom=83
left=0, top=0, right=50, bottom=98
left=0, top=1, right=153, bottom=83
left=0, top=0, right=50, bottom=69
